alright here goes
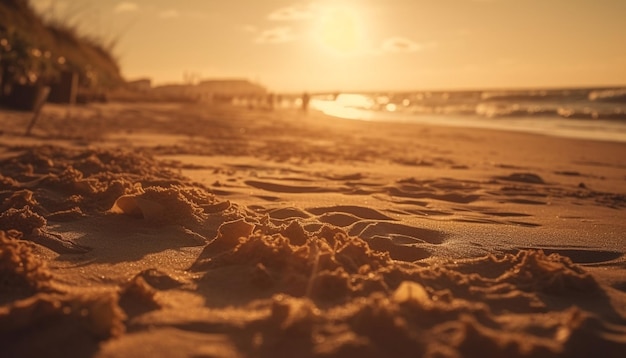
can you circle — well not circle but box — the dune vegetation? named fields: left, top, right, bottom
left=0, top=0, right=122, bottom=96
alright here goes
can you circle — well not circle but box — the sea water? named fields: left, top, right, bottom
left=309, top=87, right=626, bottom=143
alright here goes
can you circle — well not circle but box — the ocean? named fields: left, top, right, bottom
left=308, top=87, right=626, bottom=143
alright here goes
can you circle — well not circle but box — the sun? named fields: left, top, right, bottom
left=313, top=5, right=365, bottom=56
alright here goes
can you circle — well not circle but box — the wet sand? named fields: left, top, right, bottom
left=1, top=102, right=625, bottom=357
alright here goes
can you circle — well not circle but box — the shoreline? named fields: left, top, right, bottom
left=309, top=104, right=626, bottom=144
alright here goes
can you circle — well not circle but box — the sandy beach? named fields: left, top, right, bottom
left=1, top=101, right=625, bottom=357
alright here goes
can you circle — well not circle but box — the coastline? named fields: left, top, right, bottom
left=310, top=101, right=626, bottom=144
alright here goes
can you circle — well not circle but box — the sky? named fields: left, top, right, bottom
left=31, top=0, right=626, bottom=92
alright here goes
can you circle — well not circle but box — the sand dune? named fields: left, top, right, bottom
left=1, top=102, right=625, bottom=357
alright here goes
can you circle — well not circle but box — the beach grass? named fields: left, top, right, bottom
left=0, top=0, right=122, bottom=89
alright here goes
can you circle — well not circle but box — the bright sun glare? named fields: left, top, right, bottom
left=313, top=5, right=365, bottom=56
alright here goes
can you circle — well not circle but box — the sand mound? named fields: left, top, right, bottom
left=0, top=146, right=238, bottom=253
left=0, top=292, right=125, bottom=357
left=190, top=223, right=625, bottom=357
left=0, top=230, right=53, bottom=297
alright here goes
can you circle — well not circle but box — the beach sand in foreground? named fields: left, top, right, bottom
left=1, top=102, right=625, bottom=357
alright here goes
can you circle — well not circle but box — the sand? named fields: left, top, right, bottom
left=1, top=101, right=625, bottom=357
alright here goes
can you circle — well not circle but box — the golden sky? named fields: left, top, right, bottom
left=32, top=0, right=626, bottom=92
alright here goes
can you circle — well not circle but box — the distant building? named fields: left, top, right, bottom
left=197, top=79, right=267, bottom=101
left=150, top=78, right=267, bottom=103
left=126, top=78, right=152, bottom=92
left=196, top=79, right=267, bottom=98
left=150, top=84, right=196, bottom=101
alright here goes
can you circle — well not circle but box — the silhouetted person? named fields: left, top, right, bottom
left=302, top=92, right=310, bottom=111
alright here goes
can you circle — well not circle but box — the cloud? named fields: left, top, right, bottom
left=242, top=25, right=258, bottom=33
left=114, top=2, right=139, bottom=13
left=255, top=27, right=296, bottom=44
left=159, top=9, right=180, bottom=19
left=381, top=37, right=422, bottom=53
left=268, top=5, right=316, bottom=21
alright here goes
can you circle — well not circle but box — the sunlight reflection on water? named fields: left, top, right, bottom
left=310, top=96, right=626, bottom=143
left=311, top=94, right=375, bottom=120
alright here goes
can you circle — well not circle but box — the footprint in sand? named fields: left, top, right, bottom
left=367, top=236, right=431, bottom=261
left=267, top=207, right=311, bottom=220
left=386, top=186, right=480, bottom=204
left=303, top=205, right=447, bottom=261
left=519, top=247, right=623, bottom=264
left=495, top=172, right=545, bottom=184
left=245, top=180, right=333, bottom=193
left=349, top=221, right=446, bottom=244
left=306, top=205, right=397, bottom=221
left=317, top=212, right=362, bottom=227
